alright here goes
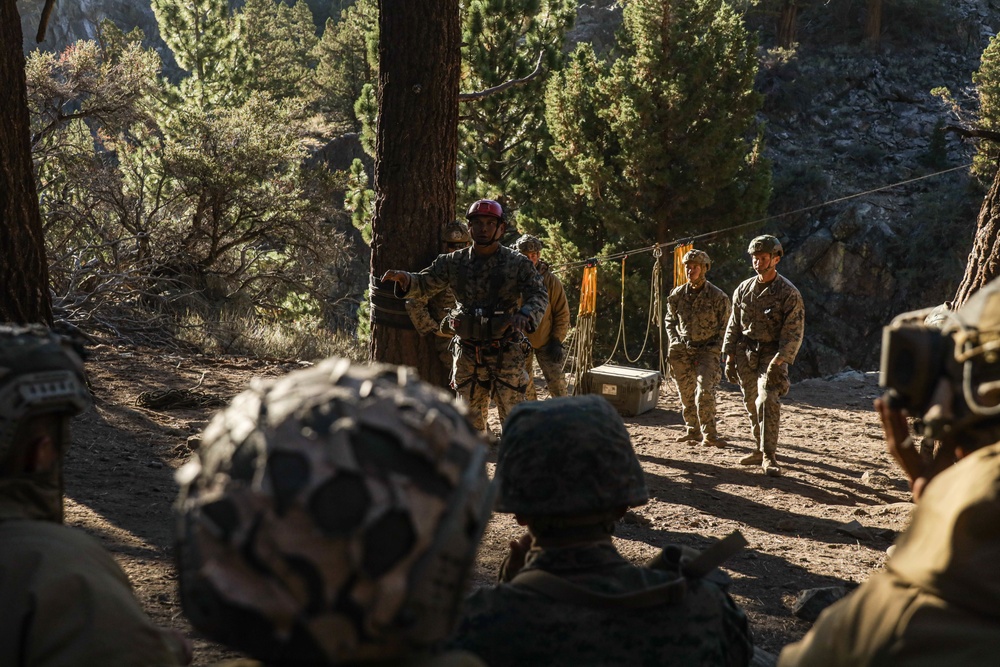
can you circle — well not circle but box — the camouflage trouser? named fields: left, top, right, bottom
left=433, top=334, right=455, bottom=375
left=734, top=343, right=789, bottom=456
left=453, top=336, right=530, bottom=432
left=524, top=345, right=568, bottom=400
left=668, top=345, right=722, bottom=438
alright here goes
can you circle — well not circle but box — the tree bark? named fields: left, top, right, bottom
left=0, top=0, right=52, bottom=324
left=777, top=1, right=798, bottom=49
left=955, top=165, right=1000, bottom=307
left=369, top=0, right=459, bottom=387
left=864, top=0, right=882, bottom=50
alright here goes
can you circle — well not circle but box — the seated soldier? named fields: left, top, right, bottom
left=175, top=357, right=494, bottom=666
left=0, top=324, right=189, bottom=666
left=448, top=395, right=753, bottom=667
left=779, top=278, right=1000, bottom=666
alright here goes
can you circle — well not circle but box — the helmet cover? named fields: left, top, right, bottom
left=747, top=235, right=783, bottom=257
left=682, top=249, right=711, bottom=270
left=495, top=395, right=648, bottom=516
left=442, top=220, right=471, bottom=245
left=0, top=324, right=90, bottom=462
left=514, top=234, right=544, bottom=255
left=175, top=358, right=493, bottom=663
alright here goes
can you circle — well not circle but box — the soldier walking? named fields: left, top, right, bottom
left=513, top=234, right=571, bottom=399
left=665, top=249, right=731, bottom=447
left=723, top=235, right=805, bottom=477
left=382, top=199, right=548, bottom=432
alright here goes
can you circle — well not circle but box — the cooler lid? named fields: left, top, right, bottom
left=587, top=364, right=662, bottom=381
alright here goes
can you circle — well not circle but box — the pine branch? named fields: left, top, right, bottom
left=459, top=52, right=545, bottom=102
left=945, top=125, right=1000, bottom=144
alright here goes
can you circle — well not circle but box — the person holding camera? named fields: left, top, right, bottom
left=666, top=249, right=732, bottom=447
left=778, top=277, right=1000, bottom=666
left=514, top=234, right=571, bottom=399
left=723, top=235, right=805, bottom=477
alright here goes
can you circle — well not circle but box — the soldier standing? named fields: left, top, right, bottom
left=405, top=220, right=473, bottom=377
left=513, top=234, right=571, bottom=399
left=449, top=395, right=753, bottom=667
left=723, top=235, right=805, bottom=478
left=665, top=249, right=731, bottom=447
left=382, top=199, right=548, bottom=432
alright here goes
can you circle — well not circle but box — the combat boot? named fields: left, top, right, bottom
left=739, top=450, right=763, bottom=465
left=762, top=454, right=781, bottom=477
left=701, top=435, right=728, bottom=448
left=675, top=430, right=700, bottom=443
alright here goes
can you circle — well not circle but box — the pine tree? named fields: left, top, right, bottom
left=458, top=0, right=575, bottom=214
left=546, top=0, right=770, bottom=253
left=313, top=0, right=378, bottom=133
left=240, top=0, right=319, bottom=103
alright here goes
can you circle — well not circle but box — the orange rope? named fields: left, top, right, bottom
left=673, top=243, right=692, bottom=288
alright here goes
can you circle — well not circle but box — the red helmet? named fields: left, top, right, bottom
left=466, top=199, right=504, bottom=222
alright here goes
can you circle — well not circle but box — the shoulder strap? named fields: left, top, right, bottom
left=509, top=568, right=686, bottom=609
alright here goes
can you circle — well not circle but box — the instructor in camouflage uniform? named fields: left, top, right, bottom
left=723, top=235, right=805, bottom=477
left=405, top=220, right=473, bottom=377
left=513, top=234, right=571, bottom=399
left=383, top=199, right=548, bottom=432
left=665, top=249, right=731, bottom=447
left=449, top=395, right=753, bottom=667
left=176, top=357, right=493, bottom=666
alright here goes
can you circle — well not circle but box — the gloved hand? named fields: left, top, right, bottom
left=765, top=361, right=784, bottom=390
left=545, top=339, right=567, bottom=365
left=724, top=356, right=738, bottom=384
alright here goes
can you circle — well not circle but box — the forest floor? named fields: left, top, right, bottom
left=66, top=345, right=912, bottom=664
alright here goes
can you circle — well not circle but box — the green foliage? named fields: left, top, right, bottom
left=545, top=0, right=770, bottom=255
left=313, top=0, right=378, bottom=133
left=346, top=158, right=374, bottom=242
left=240, top=0, right=319, bottom=103
left=973, top=33, right=1000, bottom=176
left=458, top=0, right=576, bottom=213
left=921, top=119, right=950, bottom=170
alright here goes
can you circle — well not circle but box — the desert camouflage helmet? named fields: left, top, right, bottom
left=175, top=358, right=493, bottom=663
left=495, top=395, right=648, bottom=517
left=513, top=234, right=544, bottom=254
left=443, top=220, right=471, bottom=245
left=747, top=234, right=783, bottom=257
left=0, top=324, right=90, bottom=462
left=682, top=249, right=711, bottom=270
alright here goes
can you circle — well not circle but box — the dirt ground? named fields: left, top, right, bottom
left=65, top=345, right=913, bottom=664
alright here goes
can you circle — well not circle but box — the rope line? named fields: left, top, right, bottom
left=550, top=162, right=973, bottom=273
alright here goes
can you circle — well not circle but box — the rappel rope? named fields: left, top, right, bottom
left=571, top=264, right=598, bottom=395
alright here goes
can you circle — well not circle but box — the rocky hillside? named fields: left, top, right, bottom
left=18, top=0, right=1000, bottom=376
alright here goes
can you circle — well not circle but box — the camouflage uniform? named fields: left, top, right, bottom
left=665, top=277, right=731, bottom=441
left=778, top=441, right=1000, bottom=667
left=723, top=273, right=804, bottom=459
left=406, top=287, right=458, bottom=372
left=449, top=396, right=753, bottom=667
left=176, top=358, right=493, bottom=665
left=0, top=325, right=186, bottom=666
left=397, top=246, right=547, bottom=431
left=525, top=261, right=571, bottom=399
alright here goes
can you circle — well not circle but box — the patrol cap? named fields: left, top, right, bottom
left=443, top=220, right=471, bottom=245
left=0, top=324, right=90, bottom=462
left=176, top=358, right=494, bottom=663
left=682, top=249, right=711, bottom=270
left=747, top=235, right=783, bottom=257
left=495, top=395, right=648, bottom=517
left=514, top=234, right=544, bottom=255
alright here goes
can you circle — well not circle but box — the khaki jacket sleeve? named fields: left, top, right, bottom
left=549, top=276, right=571, bottom=342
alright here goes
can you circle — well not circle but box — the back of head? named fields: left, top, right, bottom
left=496, top=395, right=648, bottom=520
left=0, top=323, right=90, bottom=465
left=175, top=358, right=493, bottom=664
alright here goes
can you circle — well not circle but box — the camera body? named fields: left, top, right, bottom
left=879, top=308, right=953, bottom=415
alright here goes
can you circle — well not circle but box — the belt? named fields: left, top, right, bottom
left=684, top=338, right=719, bottom=348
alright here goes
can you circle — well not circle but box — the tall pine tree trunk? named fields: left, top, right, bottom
left=369, top=0, right=459, bottom=387
left=0, top=0, right=52, bottom=324
left=777, top=1, right=798, bottom=49
left=955, top=165, right=1000, bottom=307
left=864, top=0, right=883, bottom=50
